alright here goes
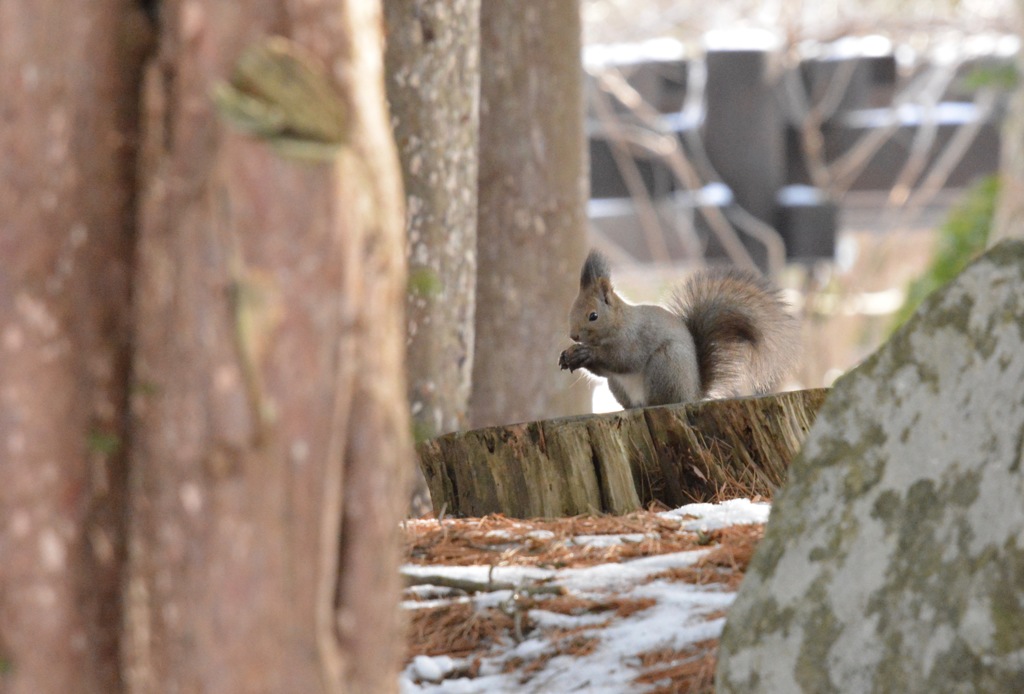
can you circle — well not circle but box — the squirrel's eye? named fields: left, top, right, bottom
left=588, top=311, right=598, bottom=322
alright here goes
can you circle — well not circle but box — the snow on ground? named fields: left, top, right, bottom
left=660, top=498, right=771, bottom=532
left=400, top=499, right=770, bottom=693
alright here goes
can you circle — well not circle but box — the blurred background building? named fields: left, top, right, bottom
left=580, top=0, right=1017, bottom=404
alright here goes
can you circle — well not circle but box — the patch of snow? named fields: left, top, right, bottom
left=558, top=549, right=709, bottom=592
left=482, top=528, right=555, bottom=542
left=661, top=497, right=771, bottom=531
left=401, top=499, right=771, bottom=693
left=403, top=596, right=473, bottom=611
left=529, top=610, right=616, bottom=630
left=568, top=533, right=653, bottom=547
left=412, top=655, right=455, bottom=682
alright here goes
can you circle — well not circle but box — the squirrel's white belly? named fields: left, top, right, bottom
left=613, top=373, right=647, bottom=405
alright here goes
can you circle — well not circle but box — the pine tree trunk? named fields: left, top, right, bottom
left=385, top=0, right=481, bottom=442
left=125, top=3, right=410, bottom=692
left=420, top=390, right=829, bottom=518
left=470, top=0, right=591, bottom=428
left=0, top=3, right=146, bottom=691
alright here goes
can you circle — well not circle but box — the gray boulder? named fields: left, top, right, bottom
left=716, top=240, right=1024, bottom=693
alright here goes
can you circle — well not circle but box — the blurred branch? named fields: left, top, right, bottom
left=590, top=80, right=674, bottom=265
left=403, top=572, right=565, bottom=595
left=886, top=62, right=963, bottom=207
left=897, top=88, right=1000, bottom=226
left=595, top=68, right=781, bottom=274
left=782, top=57, right=860, bottom=191
left=828, top=66, right=954, bottom=194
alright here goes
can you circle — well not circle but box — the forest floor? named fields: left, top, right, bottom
left=399, top=498, right=770, bottom=693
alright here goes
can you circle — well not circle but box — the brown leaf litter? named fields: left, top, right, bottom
left=646, top=524, right=766, bottom=590
left=403, top=507, right=767, bottom=691
left=408, top=600, right=515, bottom=659
left=404, top=511, right=711, bottom=569
left=633, top=639, right=720, bottom=694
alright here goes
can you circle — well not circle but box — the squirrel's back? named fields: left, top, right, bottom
left=669, top=268, right=800, bottom=399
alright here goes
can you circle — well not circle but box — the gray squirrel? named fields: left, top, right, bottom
left=558, top=251, right=800, bottom=408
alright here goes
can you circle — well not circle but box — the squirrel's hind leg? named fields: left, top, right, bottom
left=644, top=344, right=701, bottom=406
left=606, top=377, right=639, bottom=409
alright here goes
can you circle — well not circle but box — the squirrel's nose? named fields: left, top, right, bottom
left=570, top=333, right=579, bottom=342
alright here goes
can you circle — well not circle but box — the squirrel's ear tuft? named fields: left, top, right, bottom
left=579, top=250, right=611, bottom=289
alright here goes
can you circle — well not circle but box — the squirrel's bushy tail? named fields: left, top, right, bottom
left=669, top=268, right=800, bottom=398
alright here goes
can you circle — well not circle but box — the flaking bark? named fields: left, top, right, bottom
left=385, top=0, right=481, bottom=442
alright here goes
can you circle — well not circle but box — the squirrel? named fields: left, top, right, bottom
left=558, top=250, right=800, bottom=408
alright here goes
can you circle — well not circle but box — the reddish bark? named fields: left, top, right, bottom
left=124, top=2, right=410, bottom=691
left=0, top=3, right=146, bottom=692
left=1, top=3, right=409, bottom=692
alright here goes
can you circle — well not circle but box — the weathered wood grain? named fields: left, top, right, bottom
left=418, top=389, right=830, bottom=518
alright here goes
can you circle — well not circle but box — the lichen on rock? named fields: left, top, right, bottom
left=717, top=240, right=1024, bottom=693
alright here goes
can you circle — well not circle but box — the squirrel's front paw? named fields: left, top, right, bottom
left=558, top=349, right=572, bottom=370
left=559, top=343, right=589, bottom=372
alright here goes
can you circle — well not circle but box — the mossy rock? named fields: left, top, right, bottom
left=717, top=240, right=1024, bottom=693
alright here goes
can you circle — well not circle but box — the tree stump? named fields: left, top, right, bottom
left=417, top=388, right=829, bottom=518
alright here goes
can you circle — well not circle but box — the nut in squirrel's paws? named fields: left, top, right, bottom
left=559, top=343, right=588, bottom=372
left=558, top=349, right=572, bottom=371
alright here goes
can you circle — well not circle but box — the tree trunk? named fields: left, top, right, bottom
left=420, top=389, right=829, bottom=518
left=470, top=0, right=591, bottom=429
left=0, top=3, right=146, bottom=692
left=991, top=2, right=1024, bottom=244
left=125, top=3, right=410, bottom=693
left=385, top=0, right=481, bottom=442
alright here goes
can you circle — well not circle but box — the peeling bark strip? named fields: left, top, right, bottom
left=126, top=3, right=410, bottom=694
left=418, top=389, right=828, bottom=518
